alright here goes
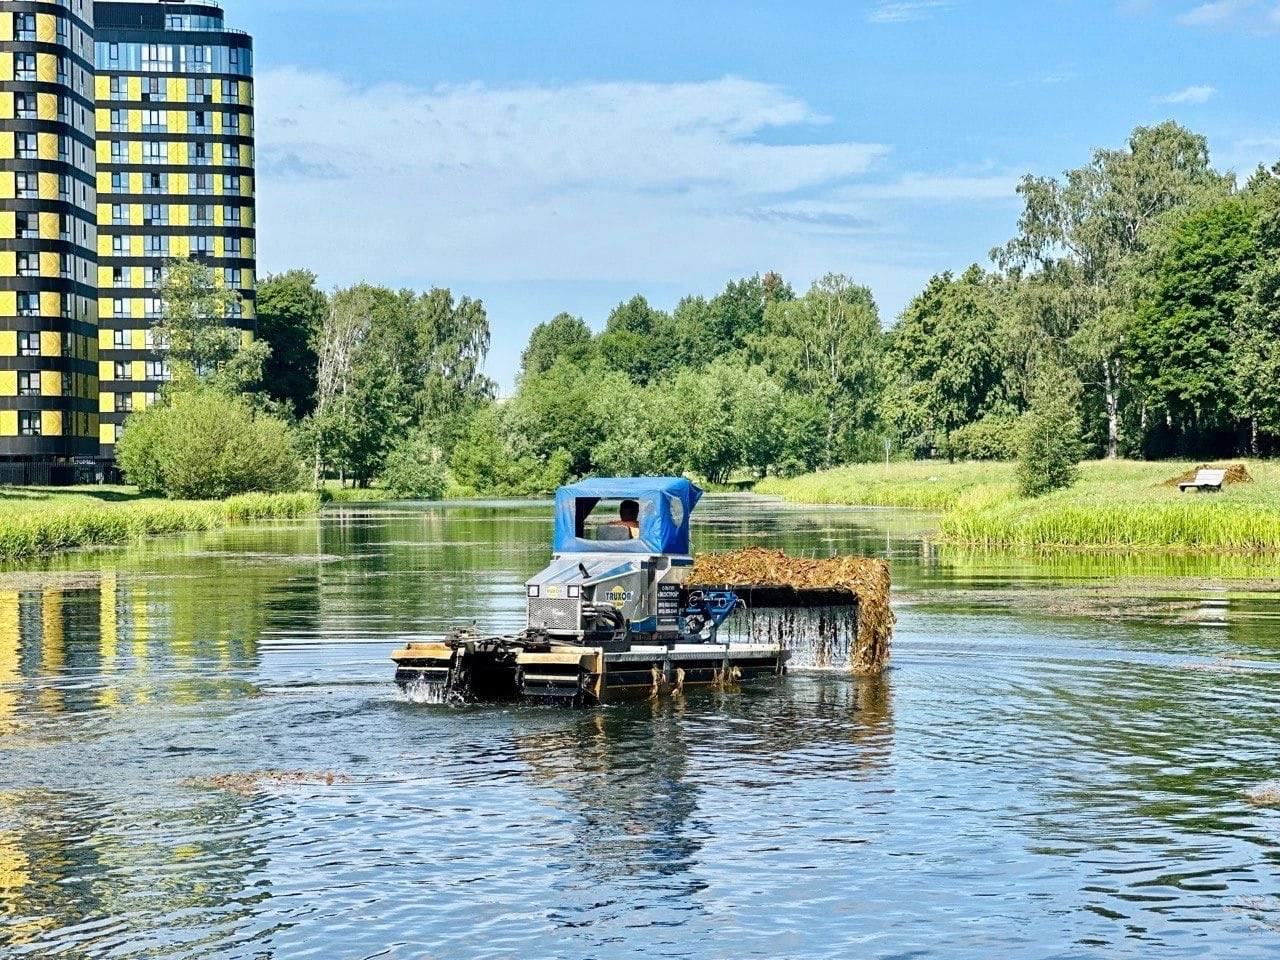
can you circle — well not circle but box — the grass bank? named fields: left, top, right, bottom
left=758, top=460, right=1280, bottom=552
left=0, top=487, right=322, bottom=562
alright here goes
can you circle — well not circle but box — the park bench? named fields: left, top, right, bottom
left=1179, top=468, right=1227, bottom=493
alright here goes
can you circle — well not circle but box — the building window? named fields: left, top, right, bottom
left=144, top=172, right=166, bottom=193
left=18, top=412, right=41, bottom=437
left=58, top=96, right=71, bottom=122
left=144, top=204, right=167, bottom=225
left=56, top=16, right=69, bottom=44
left=113, top=267, right=127, bottom=288
left=225, top=268, right=242, bottom=287
left=191, top=204, right=213, bottom=226
left=110, top=76, right=125, bottom=100
left=16, top=173, right=36, bottom=199
left=17, top=294, right=39, bottom=318
left=226, top=237, right=242, bottom=256
left=18, top=332, right=40, bottom=357
left=143, top=110, right=165, bottom=132
left=17, top=372, right=39, bottom=398
left=110, top=141, right=126, bottom=163
left=188, top=78, right=213, bottom=103
left=57, top=135, right=71, bottom=161
left=224, top=205, right=241, bottom=225
left=112, top=204, right=128, bottom=224
left=143, top=77, right=162, bottom=102
left=60, top=254, right=72, bottom=279
left=113, top=329, right=129, bottom=350
left=221, top=80, right=239, bottom=103
left=192, top=236, right=213, bottom=256
left=145, top=360, right=171, bottom=381
left=14, top=13, right=36, bottom=41
left=111, top=109, right=126, bottom=131
left=14, top=93, right=35, bottom=119
left=115, top=394, right=133, bottom=413
left=191, top=173, right=213, bottom=194
left=112, top=236, right=128, bottom=255
left=16, top=134, right=37, bottom=160
left=61, top=373, right=72, bottom=397
left=114, top=361, right=132, bottom=381
left=15, top=53, right=36, bottom=82
left=144, top=298, right=163, bottom=319
left=60, top=293, right=73, bottom=318
left=223, top=175, right=241, bottom=195
left=143, top=142, right=167, bottom=164
left=17, top=253, right=38, bottom=278
left=226, top=300, right=243, bottom=320
left=16, top=214, right=37, bottom=240
left=145, top=236, right=169, bottom=257
left=59, top=175, right=71, bottom=201
left=112, top=172, right=127, bottom=192
left=222, top=143, right=239, bottom=165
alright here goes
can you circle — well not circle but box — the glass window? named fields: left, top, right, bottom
left=17, top=294, right=39, bottom=317
left=15, top=53, right=36, bottom=81
left=15, top=13, right=36, bottom=41
left=16, top=134, right=37, bottom=159
left=115, top=393, right=133, bottom=413
left=17, top=372, right=38, bottom=397
left=15, top=173, right=36, bottom=199
left=18, top=412, right=41, bottom=437
left=113, top=330, right=129, bottom=349
left=14, top=93, right=34, bottom=119
left=18, top=332, right=40, bottom=356
left=114, top=361, right=132, bottom=381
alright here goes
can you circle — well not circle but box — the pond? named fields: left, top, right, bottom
left=1, top=496, right=1279, bottom=958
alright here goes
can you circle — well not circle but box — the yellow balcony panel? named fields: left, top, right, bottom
left=167, top=79, right=184, bottom=102
left=95, top=75, right=109, bottom=100
left=38, top=212, right=59, bottom=239
left=36, top=53, right=57, bottom=84
left=97, top=329, right=113, bottom=351
left=133, top=392, right=149, bottom=412
left=38, top=172, right=58, bottom=200
left=96, top=172, right=112, bottom=194
left=37, top=93, right=56, bottom=122
left=41, top=411, right=62, bottom=437
left=0, top=329, right=14, bottom=356
left=98, top=392, right=113, bottom=414
left=0, top=411, right=16, bottom=437
left=40, top=371, right=60, bottom=397
left=99, top=423, right=115, bottom=445
left=128, top=77, right=142, bottom=101
left=131, top=329, right=145, bottom=350
left=95, top=140, right=111, bottom=165
left=39, top=252, right=59, bottom=276
left=131, top=205, right=143, bottom=227
left=128, top=142, right=142, bottom=165
left=35, top=13, right=57, bottom=43
left=0, top=173, right=12, bottom=202
left=96, top=235, right=112, bottom=258
left=0, top=371, right=14, bottom=397
left=169, top=142, right=188, bottom=165
left=128, top=111, right=141, bottom=134
left=98, top=361, right=112, bottom=382
left=40, top=332, right=60, bottom=358
left=131, top=361, right=145, bottom=381
left=0, top=136, right=12, bottom=163
left=39, top=292, right=59, bottom=318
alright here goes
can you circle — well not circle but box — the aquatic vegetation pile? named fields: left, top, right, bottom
left=1163, top=463, right=1254, bottom=487
left=0, top=491, right=322, bottom=562
left=690, top=547, right=894, bottom=675
left=196, top=771, right=350, bottom=795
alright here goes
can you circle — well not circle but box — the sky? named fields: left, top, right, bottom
left=229, top=0, right=1280, bottom=391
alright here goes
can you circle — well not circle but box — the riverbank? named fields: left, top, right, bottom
left=0, top=487, right=322, bottom=562
left=757, top=460, right=1280, bottom=552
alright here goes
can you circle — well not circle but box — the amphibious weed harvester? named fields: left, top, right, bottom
left=392, top=477, right=809, bottom=706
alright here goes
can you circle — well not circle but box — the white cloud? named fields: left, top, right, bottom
left=1176, top=0, right=1280, bottom=29
left=1153, top=84, right=1218, bottom=104
left=254, top=69, right=900, bottom=290
left=867, top=1, right=955, bottom=23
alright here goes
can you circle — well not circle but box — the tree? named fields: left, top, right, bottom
left=448, top=405, right=569, bottom=496
left=1016, top=368, right=1085, bottom=497
left=1125, top=195, right=1256, bottom=453
left=1235, top=165, right=1280, bottom=452
left=155, top=258, right=269, bottom=393
left=882, top=266, right=1013, bottom=458
left=520, top=312, right=593, bottom=379
left=996, top=122, right=1233, bottom=458
left=257, top=270, right=326, bottom=417
left=380, top=427, right=450, bottom=500
left=597, top=295, right=678, bottom=384
left=117, top=387, right=301, bottom=499
left=752, top=274, right=884, bottom=468
left=506, top=358, right=621, bottom=478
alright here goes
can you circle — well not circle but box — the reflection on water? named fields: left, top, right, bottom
left=0, top=497, right=1278, bottom=958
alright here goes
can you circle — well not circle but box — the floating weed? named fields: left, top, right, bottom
left=1244, top=782, right=1280, bottom=807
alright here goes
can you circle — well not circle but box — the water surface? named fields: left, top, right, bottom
left=1, top=496, right=1279, bottom=958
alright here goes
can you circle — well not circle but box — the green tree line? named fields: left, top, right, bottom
left=118, top=121, right=1280, bottom=500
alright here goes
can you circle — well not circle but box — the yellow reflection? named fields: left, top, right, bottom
left=98, top=576, right=120, bottom=710
left=0, top=591, right=19, bottom=737
left=131, top=581, right=150, bottom=706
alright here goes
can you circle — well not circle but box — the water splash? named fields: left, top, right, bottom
left=397, top=677, right=454, bottom=706
left=720, top=605, right=857, bottom=670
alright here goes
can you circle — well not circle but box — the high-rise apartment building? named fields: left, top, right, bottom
left=93, top=0, right=255, bottom=459
left=0, top=0, right=253, bottom=479
left=0, top=0, right=101, bottom=483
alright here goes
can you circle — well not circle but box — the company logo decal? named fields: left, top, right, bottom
left=605, top=586, right=635, bottom=608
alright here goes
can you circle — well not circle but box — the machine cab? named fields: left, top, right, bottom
left=526, top=477, right=702, bottom=644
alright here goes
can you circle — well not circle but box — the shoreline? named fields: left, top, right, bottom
left=0, top=489, right=322, bottom=563
left=757, top=460, right=1280, bottom=554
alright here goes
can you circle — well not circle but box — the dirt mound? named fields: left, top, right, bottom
left=689, top=547, right=894, bottom=675
left=1164, top=463, right=1253, bottom=487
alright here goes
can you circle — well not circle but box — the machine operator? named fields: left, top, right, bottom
left=609, top=499, right=641, bottom=539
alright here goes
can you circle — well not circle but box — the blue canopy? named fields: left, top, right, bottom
left=553, top=477, right=703, bottom=555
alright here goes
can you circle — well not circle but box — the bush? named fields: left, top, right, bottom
left=117, top=387, right=302, bottom=500
left=1016, top=373, right=1085, bottom=497
left=950, top=413, right=1022, bottom=461
left=380, top=428, right=450, bottom=500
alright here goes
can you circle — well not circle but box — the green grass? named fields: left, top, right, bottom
left=0, top=486, right=322, bottom=562
left=757, top=460, right=1280, bottom=553
left=756, top=460, right=1017, bottom=511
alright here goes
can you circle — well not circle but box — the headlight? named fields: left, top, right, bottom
left=567, top=585, right=580, bottom=599
left=527, top=585, right=540, bottom=598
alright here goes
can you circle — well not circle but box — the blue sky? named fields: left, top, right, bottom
left=233, top=0, right=1280, bottom=390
